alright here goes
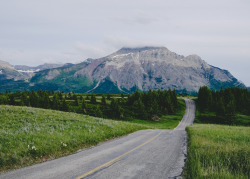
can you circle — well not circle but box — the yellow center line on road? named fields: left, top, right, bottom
left=75, top=131, right=163, bottom=179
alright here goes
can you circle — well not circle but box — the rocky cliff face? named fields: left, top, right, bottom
left=41, top=46, right=242, bottom=93
left=0, top=60, right=31, bottom=81
left=89, top=47, right=214, bottom=92
left=0, top=47, right=245, bottom=93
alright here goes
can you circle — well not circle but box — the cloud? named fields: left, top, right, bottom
left=73, top=42, right=107, bottom=58
left=103, top=36, right=163, bottom=50
left=0, top=0, right=250, bottom=85
left=115, top=10, right=158, bottom=26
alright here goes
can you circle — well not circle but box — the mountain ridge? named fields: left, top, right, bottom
left=14, top=63, right=65, bottom=72
left=0, top=47, right=246, bottom=93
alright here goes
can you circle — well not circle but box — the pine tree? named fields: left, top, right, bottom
left=9, top=95, right=15, bottom=105
left=29, top=90, right=39, bottom=107
left=94, top=106, right=103, bottom=118
left=58, top=92, right=63, bottom=100
left=52, top=93, right=60, bottom=110
left=61, top=99, right=69, bottom=111
left=82, top=98, right=87, bottom=114
left=90, top=93, right=96, bottom=104
left=133, top=99, right=147, bottom=120
left=107, top=94, right=111, bottom=100
left=43, top=92, right=50, bottom=109
left=216, top=97, right=226, bottom=122
left=73, top=94, right=79, bottom=106
left=0, top=95, right=8, bottom=105
left=21, top=92, right=29, bottom=106
left=225, top=100, right=236, bottom=124
left=198, top=86, right=212, bottom=113
left=101, top=95, right=106, bottom=105
left=110, top=99, right=122, bottom=119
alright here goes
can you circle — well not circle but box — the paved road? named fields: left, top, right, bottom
left=0, top=99, right=196, bottom=179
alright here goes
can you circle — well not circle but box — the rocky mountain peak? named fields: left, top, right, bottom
left=106, top=46, right=206, bottom=69
left=109, top=46, right=181, bottom=60
left=0, top=47, right=245, bottom=93
left=0, top=60, right=14, bottom=69
left=116, top=46, right=168, bottom=54
left=14, top=63, right=64, bottom=72
left=185, top=54, right=202, bottom=61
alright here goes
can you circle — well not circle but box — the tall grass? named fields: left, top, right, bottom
left=0, top=99, right=186, bottom=172
left=184, top=124, right=250, bottom=178
left=0, top=105, right=148, bottom=172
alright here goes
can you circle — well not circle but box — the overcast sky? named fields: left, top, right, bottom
left=0, top=0, right=250, bottom=86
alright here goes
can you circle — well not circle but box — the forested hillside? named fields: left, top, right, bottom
left=0, top=89, right=179, bottom=121
left=196, top=86, right=250, bottom=125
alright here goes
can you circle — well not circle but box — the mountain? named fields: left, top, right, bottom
left=14, top=63, right=64, bottom=73
left=0, top=60, right=32, bottom=91
left=0, top=47, right=246, bottom=93
left=0, top=60, right=31, bottom=81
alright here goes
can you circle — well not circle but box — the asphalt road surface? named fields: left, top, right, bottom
left=0, top=99, right=195, bottom=179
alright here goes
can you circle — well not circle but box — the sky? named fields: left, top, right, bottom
left=0, top=0, right=250, bottom=86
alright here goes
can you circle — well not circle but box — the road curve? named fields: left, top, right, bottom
left=0, top=99, right=196, bottom=179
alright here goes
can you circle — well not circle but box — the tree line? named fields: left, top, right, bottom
left=0, top=89, right=179, bottom=121
left=197, top=86, right=250, bottom=124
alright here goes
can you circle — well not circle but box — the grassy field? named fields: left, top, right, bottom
left=184, top=124, right=250, bottom=179
left=235, top=114, right=250, bottom=126
left=0, top=99, right=186, bottom=172
left=129, top=99, right=186, bottom=129
left=195, top=111, right=250, bottom=126
left=0, top=105, right=149, bottom=172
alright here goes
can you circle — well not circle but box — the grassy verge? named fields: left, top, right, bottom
left=184, top=124, right=250, bottom=178
left=0, top=99, right=186, bottom=172
left=195, top=111, right=250, bottom=126
left=128, top=99, right=186, bottom=129
left=0, top=105, right=149, bottom=172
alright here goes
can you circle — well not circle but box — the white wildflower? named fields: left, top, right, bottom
left=61, top=142, right=67, bottom=147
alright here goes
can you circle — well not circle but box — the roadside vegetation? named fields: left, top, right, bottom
left=196, top=86, right=250, bottom=125
left=129, top=99, right=186, bottom=129
left=0, top=89, right=186, bottom=172
left=185, top=124, right=250, bottom=178
left=0, top=89, right=179, bottom=121
left=184, top=86, right=250, bottom=178
left=0, top=105, right=149, bottom=172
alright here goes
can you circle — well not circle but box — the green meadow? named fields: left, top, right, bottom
left=0, top=105, right=148, bottom=171
left=0, top=99, right=185, bottom=172
left=184, top=124, right=250, bottom=179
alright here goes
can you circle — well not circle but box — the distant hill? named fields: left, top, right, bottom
left=0, top=47, right=246, bottom=93
left=14, top=63, right=64, bottom=73
left=0, top=60, right=31, bottom=81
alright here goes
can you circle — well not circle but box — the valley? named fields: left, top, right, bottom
left=1, top=1, right=250, bottom=178
left=0, top=48, right=249, bottom=178
left=0, top=88, right=249, bottom=178
left=0, top=99, right=194, bottom=179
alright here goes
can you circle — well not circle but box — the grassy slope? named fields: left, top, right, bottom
left=184, top=124, right=250, bottom=179
left=0, top=105, right=148, bottom=172
left=0, top=99, right=186, bottom=172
